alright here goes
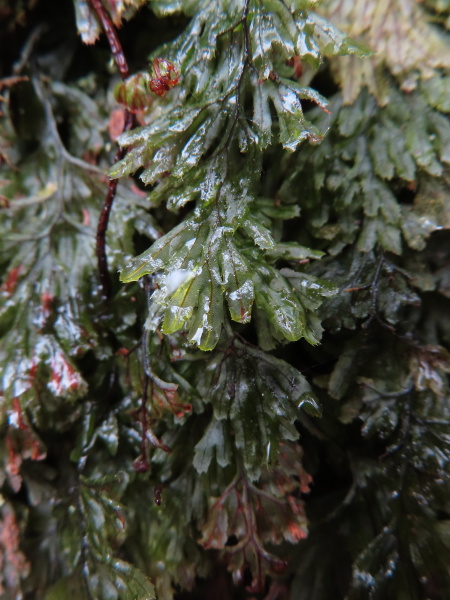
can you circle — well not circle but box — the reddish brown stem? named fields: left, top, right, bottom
left=88, top=0, right=134, bottom=299
left=87, top=0, right=129, bottom=79
left=96, top=110, right=134, bottom=299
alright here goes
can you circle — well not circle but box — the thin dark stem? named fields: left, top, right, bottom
left=87, top=0, right=129, bottom=79
left=95, top=111, right=133, bottom=299
left=88, top=0, right=134, bottom=299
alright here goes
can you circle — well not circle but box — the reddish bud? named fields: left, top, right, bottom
left=114, top=73, right=151, bottom=112
left=149, top=58, right=180, bottom=97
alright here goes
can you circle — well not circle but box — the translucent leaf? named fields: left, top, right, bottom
left=242, top=216, right=276, bottom=249
left=121, top=183, right=327, bottom=348
left=283, top=269, right=338, bottom=306
left=109, top=107, right=208, bottom=181
left=186, top=267, right=224, bottom=350
left=160, top=269, right=206, bottom=334
left=267, top=243, right=324, bottom=261
left=218, top=244, right=255, bottom=323
left=193, top=419, right=232, bottom=473
left=121, top=213, right=258, bottom=347
left=377, top=222, right=402, bottom=254
left=253, top=267, right=306, bottom=342
left=249, top=0, right=369, bottom=81
left=110, top=0, right=367, bottom=181
left=253, top=81, right=273, bottom=149
left=308, top=12, right=373, bottom=58
left=262, top=79, right=324, bottom=151
left=194, top=343, right=315, bottom=479
left=120, top=219, right=203, bottom=282
left=250, top=2, right=297, bottom=78
left=257, top=197, right=301, bottom=220
left=171, top=108, right=224, bottom=179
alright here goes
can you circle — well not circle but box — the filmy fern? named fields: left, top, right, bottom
left=111, top=0, right=368, bottom=350
left=1, top=0, right=450, bottom=599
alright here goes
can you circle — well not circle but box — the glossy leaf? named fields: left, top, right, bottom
left=193, top=342, right=319, bottom=479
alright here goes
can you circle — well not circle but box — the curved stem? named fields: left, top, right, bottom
left=87, top=0, right=129, bottom=79
left=95, top=111, right=134, bottom=299
left=87, top=0, right=134, bottom=299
